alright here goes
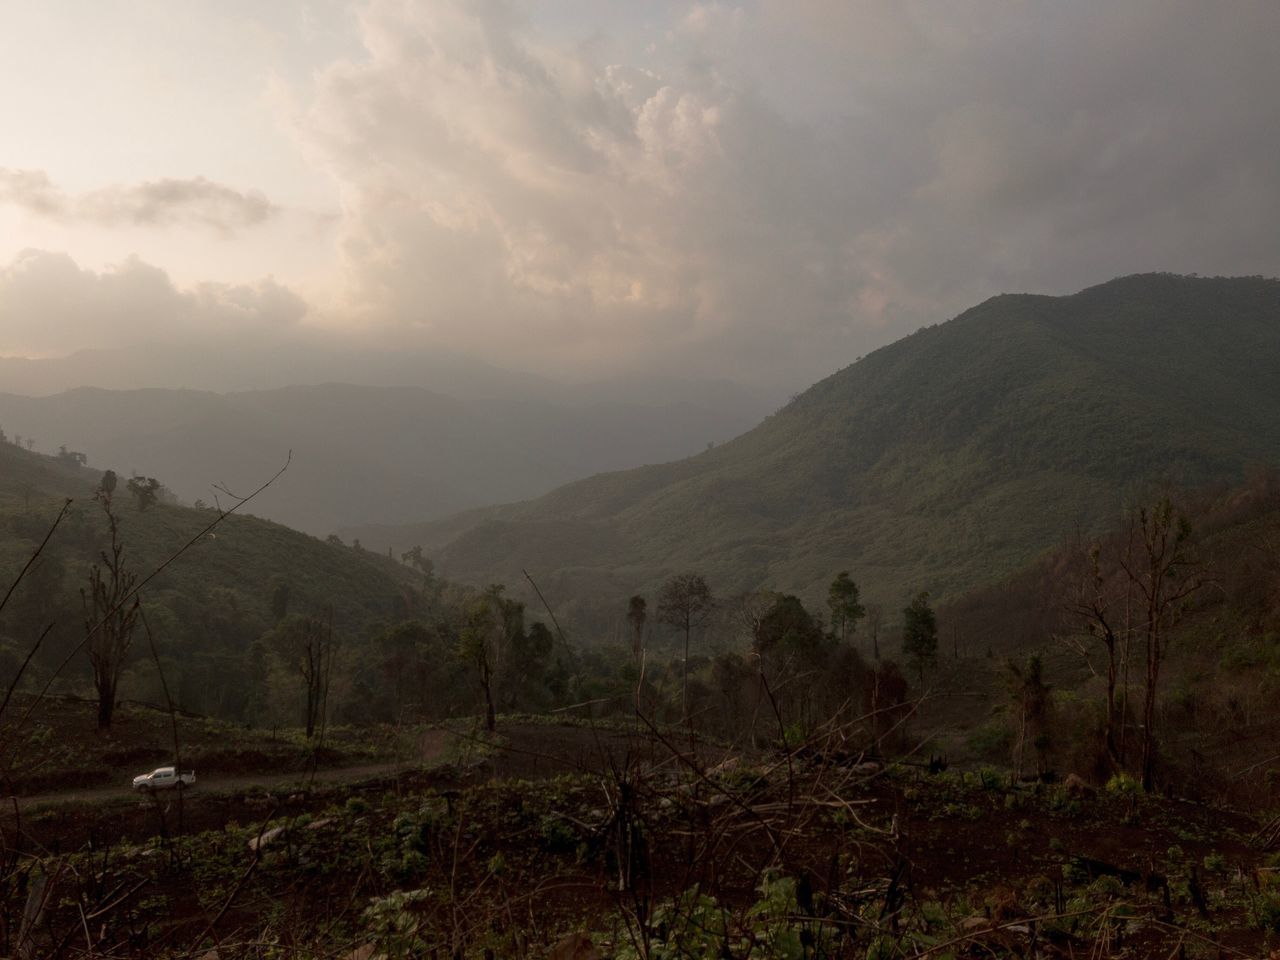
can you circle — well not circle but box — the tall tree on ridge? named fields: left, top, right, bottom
left=1121, top=497, right=1204, bottom=792
left=901, top=591, right=938, bottom=686
left=269, top=613, right=334, bottom=739
left=657, top=573, right=714, bottom=724
left=626, top=595, right=647, bottom=667
left=827, top=571, right=866, bottom=643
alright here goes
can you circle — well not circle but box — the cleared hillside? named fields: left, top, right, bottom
left=356, top=274, right=1280, bottom=627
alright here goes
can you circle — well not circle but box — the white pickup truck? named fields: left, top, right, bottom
left=132, top=766, right=196, bottom=792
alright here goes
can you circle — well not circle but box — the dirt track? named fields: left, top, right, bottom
left=4, top=723, right=466, bottom=812
left=7, top=760, right=416, bottom=811
left=0, top=722, right=739, bottom=851
left=11, top=722, right=734, bottom=808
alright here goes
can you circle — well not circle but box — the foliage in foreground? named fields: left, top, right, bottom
left=3, top=715, right=1277, bottom=958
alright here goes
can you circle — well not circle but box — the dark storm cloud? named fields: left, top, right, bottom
left=292, top=0, right=1280, bottom=386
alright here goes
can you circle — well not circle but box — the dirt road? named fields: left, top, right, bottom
left=8, top=726, right=465, bottom=811
left=8, top=760, right=417, bottom=811
left=0, top=722, right=739, bottom=851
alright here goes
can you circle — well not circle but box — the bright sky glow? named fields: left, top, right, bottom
left=2, top=1, right=1278, bottom=388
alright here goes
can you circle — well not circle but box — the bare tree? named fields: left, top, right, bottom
left=734, top=590, right=778, bottom=746
left=865, top=603, right=884, bottom=661
left=1063, top=536, right=1128, bottom=767
left=626, top=595, right=647, bottom=667
left=20, top=456, right=288, bottom=742
left=81, top=481, right=140, bottom=729
left=1120, top=497, right=1206, bottom=792
left=656, top=573, right=714, bottom=724
left=270, top=613, right=334, bottom=738
left=1007, top=654, right=1052, bottom=781
left=459, top=585, right=525, bottom=732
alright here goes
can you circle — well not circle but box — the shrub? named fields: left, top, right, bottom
left=1105, top=772, right=1141, bottom=796
left=538, top=814, right=577, bottom=853
left=1249, top=876, right=1280, bottom=933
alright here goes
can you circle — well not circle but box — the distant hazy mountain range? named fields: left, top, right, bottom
left=346, top=274, right=1280, bottom=626
left=0, top=379, right=773, bottom=536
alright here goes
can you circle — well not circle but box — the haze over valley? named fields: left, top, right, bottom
left=0, top=376, right=773, bottom=533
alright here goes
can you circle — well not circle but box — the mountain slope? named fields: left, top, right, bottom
left=0, top=381, right=769, bottom=536
left=0, top=440, right=417, bottom=717
left=358, top=274, right=1280, bottom=625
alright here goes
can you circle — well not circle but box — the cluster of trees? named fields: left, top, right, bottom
left=0, top=449, right=951, bottom=762
left=0, top=435, right=945, bottom=753
left=949, top=488, right=1234, bottom=795
left=0, top=429, right=91, bottom=465
left=0, top=489, right=516, bottom=735
left=6, top=473, right=948, bottom=753
left=611, top=570, right=938, bottom=749
left=0, top=426, right=89, bottom=464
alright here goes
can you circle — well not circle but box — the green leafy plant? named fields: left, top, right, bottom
left=1105, top=772, right=1142, bottom=796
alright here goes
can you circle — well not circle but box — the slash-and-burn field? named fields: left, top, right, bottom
left=2, top=704, right=1278, bottom=958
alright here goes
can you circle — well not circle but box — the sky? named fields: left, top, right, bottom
left=2, top=0, right=1278, bottom=394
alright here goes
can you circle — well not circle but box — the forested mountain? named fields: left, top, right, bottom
left=0, top=380, right=769, bottom=536
left=353, top=274, right=1280, bottom=627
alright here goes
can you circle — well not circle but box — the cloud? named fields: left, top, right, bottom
left=6, top=2, right=1280, bottom=390
left=282, top=0, right=1280, bottom=386
left=0, top=249, right=306, bottom=357
left=0, top=169, right=65, bottom=218
left=292, top=0, right=866, bottom=382
left=0, top=169, right=277, bottom=233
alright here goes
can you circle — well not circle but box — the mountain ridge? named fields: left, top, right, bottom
left=350, top=273, right=1280, bottom=628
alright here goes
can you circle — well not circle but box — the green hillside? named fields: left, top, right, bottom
left=0, top=434, right=99, bottom=506
left=358, top=274, right=1280, bottom=626
left=0, top=441, right=416, bottom=718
